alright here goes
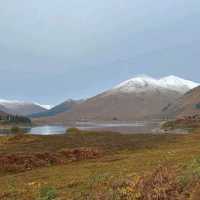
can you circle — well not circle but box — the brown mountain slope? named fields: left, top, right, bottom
left=30, top=99, right=84, bottom=118
left=162, top=86, right=200, bottom=118
left=0, top=105, right=9, bottom=115
left=35, top=89, right=182, bottom=124
left=0, top=109, right=9, bottom=117
left=34, top=76, right=199, bottom=124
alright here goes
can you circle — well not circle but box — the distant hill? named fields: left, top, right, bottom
left=0, top=100, right=48, bottom=116
left=0, top=108, right=9, bottom=117
left=0, top=105, right=9, bottom=115
left=34, top=75, right=199, bottom=123
left=30, top=99, right=83, bottom=118
left=162, top=86, right=200, bottom=118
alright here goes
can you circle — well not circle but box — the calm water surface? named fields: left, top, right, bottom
left=28, top=125, right=66, bottom=135
left=28, top=121, right=159, bottom=135
left=0, top=121, right=160, bottom=135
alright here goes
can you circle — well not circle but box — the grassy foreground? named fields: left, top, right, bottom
left=0, top=130, right=200, bottom=199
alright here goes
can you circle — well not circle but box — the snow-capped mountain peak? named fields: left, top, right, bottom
left=0, top=99, right=52, bottom=110
left=158, top=75, right=199, bottom=92
left=34, top=103, right=52, bottom=110
left=0, top=99, right=26, bottom=104
left=0, top=99, right=31, bottom=109
left=113, top=75, right=158, bottom=92
left=0, top=99, right=50, bottom=116
left=112, top=75, right=199, bottom=94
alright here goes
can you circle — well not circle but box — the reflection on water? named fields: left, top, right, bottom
left=76, top=121, right=160, bottom=134
left=76, top=121, right=145, bottom=128
left=0, top=121, right=160, bottom=135
left=28, top=125, right=66, bottom=135
left=0, top=126, right=66, bottom=136
left=28, top=122, right=147, bottom=135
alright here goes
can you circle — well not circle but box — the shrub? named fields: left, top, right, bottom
left=66, top=127, right=80, bottom=134
left=39, top=186, right=57, bottom=200
left=161, top=121, right=174, bottom=129
left=10, top=126, right=27, bottom=141
left=113, top=117, right=118, bottom=121
left=195, top=103, right=200, bottom=109
left=178, top=157, right=200, bottom=188
left=11, top=126, right=24, bottom=134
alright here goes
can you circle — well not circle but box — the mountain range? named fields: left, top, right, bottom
left=1, top=75, right=199, bottom=122
left=30, top=99, right=83, bottom=118
left=0, top=100, right=49, bottom=116
left=112, top=75, right=198, bottom=94
left=32, top=75, right=199, bottom=123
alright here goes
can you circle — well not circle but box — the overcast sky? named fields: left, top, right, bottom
left=0, top=0, right=200, bottom=105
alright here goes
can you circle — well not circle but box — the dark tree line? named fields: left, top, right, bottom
left=0, top=115, right=31, bottom=124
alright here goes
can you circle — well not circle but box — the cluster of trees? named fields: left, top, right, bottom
left=195, top=103, right=200, bottom=109
left=0, top=115, right=31, bottom=124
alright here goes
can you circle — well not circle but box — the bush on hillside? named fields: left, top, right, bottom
left=10, top=126, right=26, bottom=137
left=161, top=121, right=176, bottom=130
left=11, top=126, right=22, bottom=134
left=195, top=103, right=200, bottom=109
left=39, top=186, right=57, bottom=200
left=66, top=127, right=80, bottom=134
left=9, top=126, right=27, bottom=141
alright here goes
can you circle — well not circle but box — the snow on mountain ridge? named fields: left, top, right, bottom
left=0, top=99, right=51, bottom=110
left=112, top=75, right=199, bottom=94
left=158, top=76, right=199, bottom=91
left=34, top=103, right=52, bottom=110
left=0, top=99, right=27, bottom=104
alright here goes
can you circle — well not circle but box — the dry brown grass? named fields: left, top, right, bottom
left=0, top=148, right=101, bottom=173
left=132, top=166, right=181, bottom=200
left=0, top=131, right=200, bottom=199
left=82, top=165, right=200, bottom=200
